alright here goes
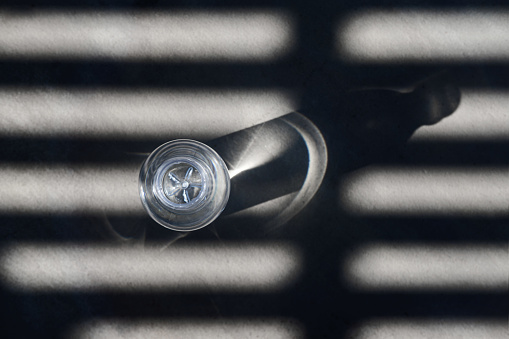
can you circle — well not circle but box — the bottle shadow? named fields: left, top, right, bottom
left=301, top=71, right=461, bottom=175
left=209, top=71, right=461, bottom=238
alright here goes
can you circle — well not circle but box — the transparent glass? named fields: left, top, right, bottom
left=139, top=139, right=230, bottom=231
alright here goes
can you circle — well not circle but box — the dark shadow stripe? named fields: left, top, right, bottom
left=400, top=141, right=509, bottom=166
left=0, top=61, right=508, bottom=88
left=2, top=290, right=506, bottom=318
left=339, top=216, right=509, bottom=242
left=0, top=61, right=307, bottom=88
left=346, top=292, right=509, bottom=318
left=1, top=137, right=508, bottom=166
left=0, top=215, right=294, bottom=242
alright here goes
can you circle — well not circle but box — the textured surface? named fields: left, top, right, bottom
left=0, top=1, right=507, bottom=339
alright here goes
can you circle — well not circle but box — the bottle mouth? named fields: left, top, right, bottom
left=153, top=157, right=210, bottom=212
left=139, top=139, right=230, bottom=232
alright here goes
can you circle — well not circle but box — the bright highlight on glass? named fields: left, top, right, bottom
left=0, top=10, right=294, bottom=61
left=0, top=243, right=301, bottom=292
left=338, top=10, right=509, bottom=63
left=345, top=244, right=508, bottom=290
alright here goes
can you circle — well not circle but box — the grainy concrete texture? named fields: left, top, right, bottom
left=0, top=1, right=507, bottom=339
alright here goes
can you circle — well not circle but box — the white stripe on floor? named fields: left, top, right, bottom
left=0, top=243, right=302, bottom=292
left=337, top=10, right=509, bottom=63
left=0, top=10, right=294, bottom=61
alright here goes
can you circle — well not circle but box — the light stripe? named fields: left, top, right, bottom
left=340, top=167, right=509, bottom=216
left=350, top=320, right=508, bottom=339
left=0, top=243, right=301, bottom=292
left=0, top=164, right=142, bottom=215
left=345, top=244, right=508, bottom=291
left=338, top=10, right=509, bottom=63
left=0, top=10, right=294, bottom=61
left=0, top=88, right=296, bottom=139
left=412, top=90, right=509, bottom=141
left=71, top=319, right=304, bottom=339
